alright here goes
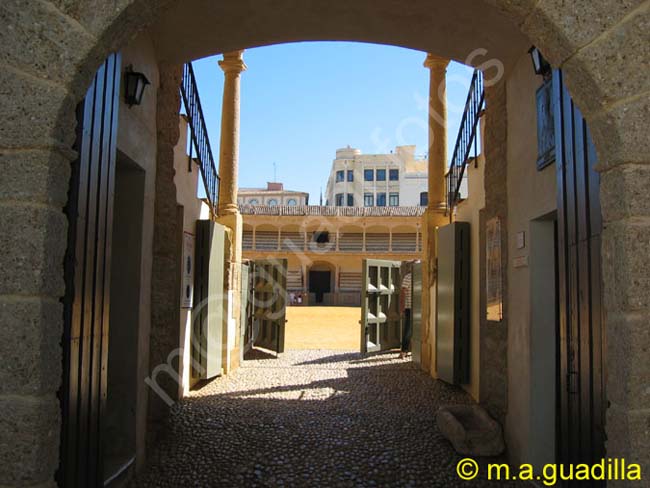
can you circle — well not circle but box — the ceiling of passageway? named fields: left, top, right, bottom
left=152, top=0, right=529, bottom=69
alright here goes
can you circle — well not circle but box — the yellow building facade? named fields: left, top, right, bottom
left=241, top=205, right=424, bottom=306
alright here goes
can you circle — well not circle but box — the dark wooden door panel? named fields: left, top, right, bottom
left=252, top=259, right=288, bottom=354
left=59, top=52, right=121, bottom=488
left=553, top=69, right=605, bottom=481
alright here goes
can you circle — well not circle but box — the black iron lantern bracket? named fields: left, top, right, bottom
left=124, top=65, right=150, bottom=107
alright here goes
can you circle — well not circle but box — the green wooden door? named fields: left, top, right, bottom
left=192, top=220, right=226, bottom=379
left=411, top=261, right=423, bottom=365
left=240, top=262, right=253, bottom=360
left=361, top=259, right=402, bottom=354
left=252, top=259, right=288, bottom=354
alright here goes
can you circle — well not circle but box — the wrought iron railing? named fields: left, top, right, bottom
left=180, top=63, right=220, bottom=212
left=447, top=69, right=485, bottom=211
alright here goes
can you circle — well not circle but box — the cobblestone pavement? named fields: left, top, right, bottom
left=133, top=350, right=522, bottom=487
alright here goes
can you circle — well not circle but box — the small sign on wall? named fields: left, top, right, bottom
left=513, top=255, right=529, bottom=268
left=181, top=232, right=195, bottom=308
left=516, top=231, right=526, bottom=249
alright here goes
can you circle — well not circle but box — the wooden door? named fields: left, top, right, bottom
left=360, top=259, right=401, bottom=354
left=192, top=220, right=227, bottom=379
left=411, top=261, right=423, bottom=365
left=436, top=222, right=470, bottom=385
left=240, top=262, right=253, bottom=359
left=59, top=53, right=121, bottom=488
left=252, top=259, right=288, bottom=354
left=553, top=69, right=605, bottom=475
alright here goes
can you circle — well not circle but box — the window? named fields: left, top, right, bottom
left=389, top=192, right=399, bottom=206
left=313, top=231, right=329, bottom=243
left=336, top=170, right=345, bottom=182
left=347, top=194, right=354, bottom=206
left=249, top=198, right=259, bottom=205
left=376, top=169, right=386, bottom=181
left=364, top=193, right=374, bottom=207
left=377, top=192, right=386, bottom=207
left=347, top=170, right=354, bottom=182
left=287, top=198, right=297, bottom=206
left=364, top=169, right=374, bottom=181
left=389, top=169, right=399, bottom=181
left=268, top=198, right=278, bottom=206
left=419, top=192, right=428, bottom=206
left=335, top=193, right=344, bottom=206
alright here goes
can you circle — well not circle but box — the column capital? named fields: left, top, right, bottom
left=219, top=50, right=247, bottom=74
left=423, top=53, right=450, bottom=71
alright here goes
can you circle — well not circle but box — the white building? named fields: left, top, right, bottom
left=324, top=145, right=428, bottom=207
left=238, top=182, right=309, bottom=206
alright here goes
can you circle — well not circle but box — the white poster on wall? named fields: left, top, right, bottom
left=181, top=232, right=195, bottom=309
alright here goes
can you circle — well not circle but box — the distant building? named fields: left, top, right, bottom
left=238, top=182, right=309, bottom=206
left=324, top=145, right=428, bottom=208
left=240, top=205, right=424, bottom=306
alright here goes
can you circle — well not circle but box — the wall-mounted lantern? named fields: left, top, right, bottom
left=124, top=65, right=150, bottom=107
left=528, top=46, right=552, bottom=79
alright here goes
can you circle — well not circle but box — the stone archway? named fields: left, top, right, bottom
left=1, top=0, right=648, bottom=485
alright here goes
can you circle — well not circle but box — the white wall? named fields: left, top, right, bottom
left=504, top=53, right=558, bottom=467
left=399, top=173, right=428, bottom=206
left=173, top=117, right=205, bottom=395
left=116, top=32, right=160, bottom=473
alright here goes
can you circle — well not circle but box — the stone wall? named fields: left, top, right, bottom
left=0, top=1, right=649, bottom=485
left=147, top=62, right=183, bottom=448
left=479, top=80, right=508, bottom=423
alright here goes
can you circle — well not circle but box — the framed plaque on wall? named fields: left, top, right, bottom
left=536, top=78, right=555, bottom=170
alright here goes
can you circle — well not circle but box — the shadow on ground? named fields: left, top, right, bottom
left=132, top=350, right=521, bottom=487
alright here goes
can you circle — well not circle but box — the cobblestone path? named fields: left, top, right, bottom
left=134, top=350, right=520, bottom=487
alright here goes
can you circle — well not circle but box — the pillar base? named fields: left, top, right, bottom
left=420, top=208, right=447, bottom=377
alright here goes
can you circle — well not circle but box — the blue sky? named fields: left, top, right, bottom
left=190, top=42, right=474, bottom=202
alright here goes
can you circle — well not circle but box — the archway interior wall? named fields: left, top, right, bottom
left=116, top=32, right=162, bottom=471
left=1, top=0, right=649, bottom=485
left=150, top=0, right=529, bottom=69
left=502, top=54, right=559, bottom=466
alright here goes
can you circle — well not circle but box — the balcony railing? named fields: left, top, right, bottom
left=447, top=69, right=485, bottom=211
left=239, top=204, right=426, bottom=217
left=180, top=63, right=220, bottom=213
